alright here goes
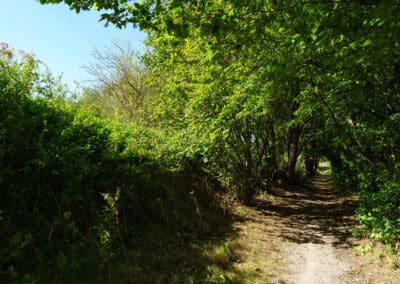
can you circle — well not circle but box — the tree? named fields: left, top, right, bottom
left=39, top=0, right=400, bottom=244
left=83, top=41, right=154, bottom=124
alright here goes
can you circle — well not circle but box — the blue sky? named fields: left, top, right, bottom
left=0, top=0, right=145, bottom=90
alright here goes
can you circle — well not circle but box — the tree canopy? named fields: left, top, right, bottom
left=38, top=0, right=400, bottom=237
left=1, top=1, right=399, bottom=281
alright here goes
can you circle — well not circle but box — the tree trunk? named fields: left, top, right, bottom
left=287, top=124, right=301, bottom=184
left=286, top=81, right=302, bottom=185
left=304, top=155, right=318, bottom=177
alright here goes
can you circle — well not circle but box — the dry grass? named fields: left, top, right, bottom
left=202, top=196, right=287, bottom=284
left=117, top=190, right=287, bottom=283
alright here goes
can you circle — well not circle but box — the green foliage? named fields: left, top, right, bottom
left=29, top=0, right=400, bottom=267
left=358, top=181, right=400, bottom=245
left=1, top=56, right=125, bottom=281
left=38, top=0, right=153, bottom=29
left=0, top=54, right=222, bottom=282
left=140, top=0, right=400, bottom=243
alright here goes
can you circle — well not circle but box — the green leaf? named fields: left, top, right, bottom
left=93, top=2, right=99, bottom=10
left=362, top=39, right=372, bottom=47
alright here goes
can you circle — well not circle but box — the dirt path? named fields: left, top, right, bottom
left=223, top=174, right=400, bottom=283
left=279, top=176, right=354, bottom=284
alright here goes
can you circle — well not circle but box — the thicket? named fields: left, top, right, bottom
left=0, top=53, right=222, bottom=282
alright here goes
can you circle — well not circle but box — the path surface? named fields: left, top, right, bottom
left=279, top=176, right=354, bottom=283
left=225, top=174, right=400, bottom=283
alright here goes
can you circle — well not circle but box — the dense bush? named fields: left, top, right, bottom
left=0, top=55, right=222, bottom=282
left=358, top=180, right=400, bottom=246
left=0, top=57, right=130, bottom=280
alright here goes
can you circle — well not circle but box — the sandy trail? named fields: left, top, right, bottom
left=285, top=236, right=351, bottom=284
left=273, top=175, right=399, bottom=284
left=277, top=176, right=353, bottom=283
left=225, top=172, right=399, bottom=283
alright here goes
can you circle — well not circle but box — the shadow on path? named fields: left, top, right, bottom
left=250, top=175, right=358, bottom=248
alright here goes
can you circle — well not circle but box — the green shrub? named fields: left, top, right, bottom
left=0, top=56, right=141, bottom=281
left=358, top=179, right=400, bottom=246
left=0, top=56, right=223, bottom=282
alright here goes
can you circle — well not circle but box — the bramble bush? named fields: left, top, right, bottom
left=0, top=53, right=221, bottom=282
left=0, top=56, right=140, bottom=281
